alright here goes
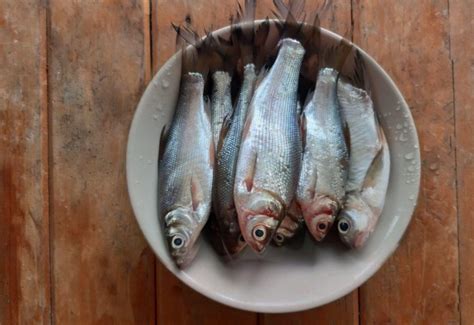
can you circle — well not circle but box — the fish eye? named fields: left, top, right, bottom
left=338, top=219, right=350, bottom=234
left=252, top=226, right=267, bottom=241
left=171, top=235, right=185, bottom=249
left=274, top=233, right=285, bottom=244
left=317, top=222, right=327, bottom=231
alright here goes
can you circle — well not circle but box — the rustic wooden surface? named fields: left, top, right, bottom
left=1, top=0, right=472, bottom=324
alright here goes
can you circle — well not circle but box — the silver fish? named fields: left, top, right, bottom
left=159, top=72, right=214, bottom=268
left=211, top=71, right=233, bottom=152
left=234, top=38, right=305, bottom=253
left=338, top=128, right=390, bottom=248
left=212, top=64, right=257, bottom=257
left=273, top=200, right=304, bottom=246
left=338, top=78, right=382, bottom=192
left=296, top=67, right=349, bottom=241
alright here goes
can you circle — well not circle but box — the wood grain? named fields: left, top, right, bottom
left=152, top=1, right=258, bottom=323
left=258, top=1, right=359, bottom=323
left=353, top=0, right=459, bottom=323
left=48, top=1, right=156, bottom=323
left=0, top=0, right=50, bottom=323
left=450, top=0, right=474, bottom=323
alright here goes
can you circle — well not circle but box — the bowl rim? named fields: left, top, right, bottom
left=126, top=20, right=421, bottom=313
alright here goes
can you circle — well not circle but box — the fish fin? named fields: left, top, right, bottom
left=272, top=0, right=305, bottom=40
left=349, top=50, right=371, bottom=94
left=254, top=17, right=271, bottom=70
left=362, top=140, right=384, bottom=190
left=216, top=114, right=232, bottom=155
left=243, top=151, right=258, bottom=192
left=190, top=175, right=203, bottom=211
left=343, top=122, right=351, bottom=159
left=300, top=112, right=307, bottom=153
left=158, top=125, right=169, bottom=163
left=319, top=38, right=353, bottom=73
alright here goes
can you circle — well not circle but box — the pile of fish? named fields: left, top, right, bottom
left=158, top=0, right=390, bottom=268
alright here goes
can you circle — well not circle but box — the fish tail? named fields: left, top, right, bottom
left=173, top=23, right=220, bottom=78
left=319, top=38, right=353, bottom=73
left=349, top=50, right=371, bottom=94
left=272, top=0, right=306, bottom=40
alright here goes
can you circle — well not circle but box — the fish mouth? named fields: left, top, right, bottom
left=307, top=214, right=335, bottom=241
left=243, top=215, right=279, bottom=253
left=163, top=208, right=200, bottom=268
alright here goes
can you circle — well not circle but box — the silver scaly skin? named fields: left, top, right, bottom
left=338, top=78, right=382, bottom=193
left=211, top=71, right=233, bottom=153
left=338, top=128, right=390, bottom=248
left=297, top=68, right=349, bottom=241
left=159, top=73, right=214, bottom=268
left=213, top=64, right=257, bottom=257
left=234, top=38, right=305, bottom=253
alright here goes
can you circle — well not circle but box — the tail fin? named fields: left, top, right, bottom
left=319, top=38, right=353, bottom=73
left=349, top=50, right=371, bottom=94
left=272, top=0, right=306, bottom=40
left=173, top=23, right=224, bottom=78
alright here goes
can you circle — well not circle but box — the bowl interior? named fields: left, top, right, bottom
left=126, top=22, right=420, bottom=313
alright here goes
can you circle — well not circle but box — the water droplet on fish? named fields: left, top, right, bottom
left=403, top=122, right=409, bottom=127
left=161, top=79, right=170, bottom=89
left=147, top=159, right=152, bottom=165
left=409, top=194, right=416, bottom=200
left=407, top=165, right=416, bottom=172
left=166, top=70, right=172, bottom=76
left=399, top=133, right=408, bottom=142
left=139, top=155, right=143, bottom=160
left=429, top=162, right=439, bottom=171
left=395, top=106, right=401, bottom=111
left=134, top=180, right=140, bottom=184
left=396, top=123, right=403, bottom=130
left=153, top=114, right=159, bottom=120
left=405, top=152, right=415, bottom=160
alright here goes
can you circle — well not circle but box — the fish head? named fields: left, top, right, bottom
left=303, top=197, right=338, bottom=241
left=273, top=211, right=302, bottom=247
left=239, top=192, right=284, bottom=253
left=163, top=207, right=200, bottom=268
left=337, top=202, right=373, bottom=249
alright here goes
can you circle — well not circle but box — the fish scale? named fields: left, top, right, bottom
left=296, top=67, right=349, bottom=241
left=234, top=38, right=304, bottom=253
left=159, top=72, right=214, bottom=268
left=212, top=64, right=257, bottom=256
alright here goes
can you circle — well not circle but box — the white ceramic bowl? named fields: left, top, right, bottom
left=126, top=22, right=420, bottom=313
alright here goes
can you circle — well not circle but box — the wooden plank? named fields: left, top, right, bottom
left=260, top=291, right=358, bottom=325
left=152, top=1, right=258, bottom=323
left=450, top=0, right=474, bottom=323
left=152, top=0, right=357, bottom=323
left=353, top=1, right=459, bottom=323
left=48, top=1, right=156, bottom=323
left=0, top=0, right=51, bottom=323
left=259, top=1, right=359, bottom=323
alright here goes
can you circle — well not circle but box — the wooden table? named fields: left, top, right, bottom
left=1, top=0, right=472, bottom=324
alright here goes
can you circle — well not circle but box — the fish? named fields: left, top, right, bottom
left=337, top=128, right=390, bottom=248
left=210, top=71, right=233, bottom=153
left=272, top=200, right=305, bottom=246
left=296, top=41, right=352, bottom=242
left=234, top=38, right=305, bottom=253
left=212, top=64, right=258, bottom=257
left=159, top=24, right=216, bottom=268
left=338, top=53, right=382, bottom=193
left=158, top=71, right=214, bottom=268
